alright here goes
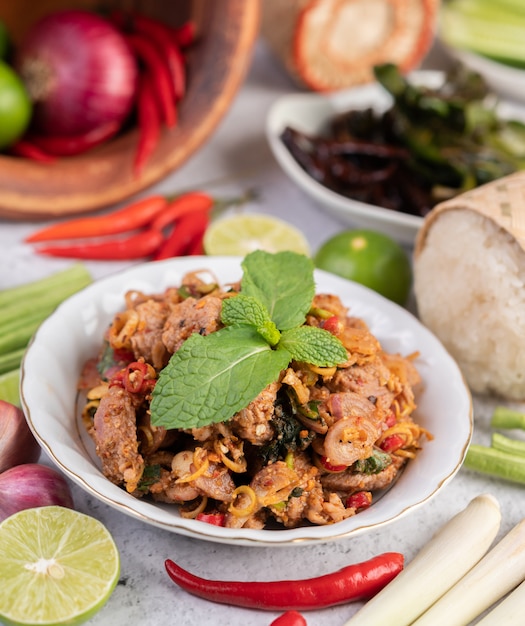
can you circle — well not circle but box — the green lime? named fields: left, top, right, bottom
left=0, top=60, right=32, bottom=149
left=0, top=368, right=20, bottom=406
left=0, top=505, right=120, bottom=626
left=314, top=229, right=412, bottom=305
left=203, top=214, right=311, bottom=256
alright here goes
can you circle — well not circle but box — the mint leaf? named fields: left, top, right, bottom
left=279, top=326, right=348, bottom=367
left=221, top=294, right=280, bottom=346
left=241, top=251, right=315, bottom=330
left=150, top=325, right=291, bottom=430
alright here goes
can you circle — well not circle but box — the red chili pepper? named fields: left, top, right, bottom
left=35, top=228, right=165, bottom=260
left=346, top=491, right=373, bottom=512
left=380, top=434, right=406, bottom=453
left=270, top=611, right=307, bottom=626
left=151, top=192, right=214, bottom=232
left=153, top=209, right=210, bottom=260
left=27, top=121, right=121, bottom=157
left=9, top=139, right=57, bottom=164
left=26, top=195, right=168, bottom=242
left=134, top=72, right=162, bottom=178
left=164, top=552, right=404, bottom=611
left=131, top=13, right=186, bottom=100
left=122, top=361, right=153, bottom=394
left=195, top=512, right=226, bottom=526
left=319, top=456, right=347, bottom=473
left=126, top=33, right=176, bottom=128
left=172, top=21, right=196, bottom=48
left=321, top=315, right=343, bottom=335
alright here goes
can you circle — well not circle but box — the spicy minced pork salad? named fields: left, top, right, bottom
left=78, top=251, right=431, bottom=529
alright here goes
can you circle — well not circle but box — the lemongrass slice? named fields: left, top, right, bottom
left=344, top=493, right=501, bottom=626
left=412, top=515, right=525, bottom=625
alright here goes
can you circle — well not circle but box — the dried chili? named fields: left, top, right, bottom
left=164, top=552, right=404, bottom=610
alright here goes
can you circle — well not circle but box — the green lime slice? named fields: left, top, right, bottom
left=203, top=214, right=311, bottom=256
left=0, top=506, right=120, bottom=626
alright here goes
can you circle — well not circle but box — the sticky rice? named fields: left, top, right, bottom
left=414, top=207, right=525, bottom=400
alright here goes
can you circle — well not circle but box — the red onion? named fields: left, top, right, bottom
left=17, top=10, right=137, bottom=136
left=0, top=463, right=74, bottom=522
left=0, top=400, right=41, bottom=474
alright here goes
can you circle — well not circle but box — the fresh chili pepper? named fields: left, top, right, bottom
left=164, top=552, right=404, bottom=611
left=151, top=192, right=214, bottom=232
left=126, top=33, right=176, bottom=128
left=35, top=228, right=165, bottom=260
left=319, top=455, right=347, bottom=473
left=27, top=121, right=121, bottom=157
left=195, top=512, right=226, bottom=526
left=171, top=20, right=196, bottom=48
left=134, top=72, right=162, bottom=178
left=346, top=491, right=373, bottom=512
left=380, top=434, right=407, bottom=453
left=122, top=361, right=155, bottom=394
left=130, top=13, right=186, bottom=100
left=321, top=315, right=343, bottom=335
left=26, top=195, right=168, bottom=242
left=270, top=611, right=307, bottom=626
left=153, top=209, right=210, bottom=260
left=9, top=139, right=57, bottom=164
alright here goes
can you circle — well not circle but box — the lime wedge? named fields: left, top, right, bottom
left=0, top=368, right=20, bottom=406
left=203, top=214, right=311, bottom=256
left=0, top=505, right=120, bottom=626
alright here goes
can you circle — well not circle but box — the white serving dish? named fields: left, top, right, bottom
left=266, top=69, right=525, bottom=246
left=21, top=256, right=472, bottom=547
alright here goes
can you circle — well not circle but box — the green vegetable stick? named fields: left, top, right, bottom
left=491, top=432, right=525, bottom=458
left=0, top=263, right=91, bottom=308
left=491, top=406, right=525, bottom=431
left=0, top=348, right=25, bottom=376
left=464, top=444, right=525, bottom=485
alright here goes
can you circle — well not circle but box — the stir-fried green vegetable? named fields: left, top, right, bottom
left=373, top=63, right=525, bottom=194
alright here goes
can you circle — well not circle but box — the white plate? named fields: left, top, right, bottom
left=20, top=257, right=472, bottom=547
left=266, top=69, right=525, bottom=246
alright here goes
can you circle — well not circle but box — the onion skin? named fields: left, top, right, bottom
left=0, top=463, right=74, bottom=522
left=0, top=400, right=41, bottom=474
left=17, top=10, right=138, bottom=136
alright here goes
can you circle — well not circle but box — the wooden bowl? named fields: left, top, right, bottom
left=0, top=0, right=260, bottom=220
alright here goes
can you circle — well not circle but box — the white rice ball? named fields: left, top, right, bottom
left=414, top=208, right=525, bottom=400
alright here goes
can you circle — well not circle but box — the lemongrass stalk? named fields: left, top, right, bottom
left=476, top=577, right=525, bottom=625
left=412, top=516, right=525, bottom=625
left=343, top=494, right=501, bottom=626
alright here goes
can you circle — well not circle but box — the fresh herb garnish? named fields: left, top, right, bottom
left=150, top=251, right=347, bottom=431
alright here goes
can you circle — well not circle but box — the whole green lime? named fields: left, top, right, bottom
left=0, top=60, right=32, bottom=149
left=314, top=229, right=412, bottom=305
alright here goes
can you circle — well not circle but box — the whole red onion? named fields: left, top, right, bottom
left=17, top=10, right=137, bottom=136
left=0, top=463, right=74, bottom=522
left=0, top=400, right=41, bottom=474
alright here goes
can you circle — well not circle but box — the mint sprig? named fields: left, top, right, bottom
left=150, top=251, right=347, bottom=431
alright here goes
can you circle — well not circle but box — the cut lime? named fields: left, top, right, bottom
left=0, top=505, right=120, bottom=626
left=0, top=368, right=20, bottom=406
left=203, top=214, right=311, bottom=256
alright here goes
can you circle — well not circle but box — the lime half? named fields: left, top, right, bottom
left=203, top=214, right=311, bottom=256
left=0, top=506, right=120, bottom=626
